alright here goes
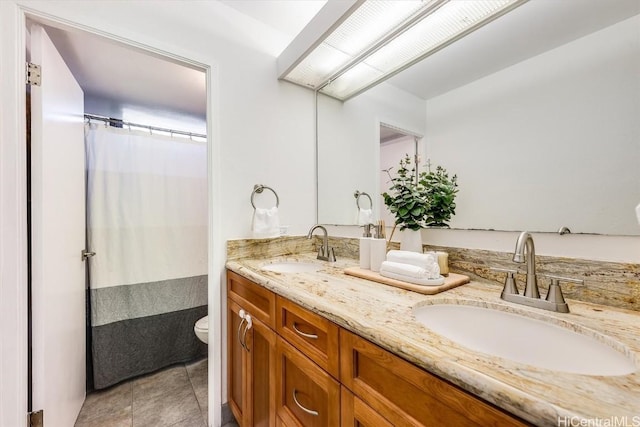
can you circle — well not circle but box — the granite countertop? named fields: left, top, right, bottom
left=226, top=253, right=640, bottom=426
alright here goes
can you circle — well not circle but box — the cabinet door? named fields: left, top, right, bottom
left=276, top=337, right=340, bottom=427
left=341, top=387, right=393, bottom=427
left=340, top=330, right=528, bottom=427
left=245, top=312, right=277, bottom=427
left=228, top=299, right=249, bottom=425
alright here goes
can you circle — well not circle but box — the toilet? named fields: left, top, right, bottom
left=194, top=316, right=208, bottom=344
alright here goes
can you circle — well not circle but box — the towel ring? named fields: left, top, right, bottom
left=251, top=184, right=279, bottom=209
left=354, top=190, right=372, bottom=209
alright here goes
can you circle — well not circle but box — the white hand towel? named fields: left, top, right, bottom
left=386, top=250, right=432, bottom=269
left=379, top=268, right=445, bottom=286
left=357, top=208, right=374, bottom=226
left=252, top=207, right=280, bottom=238
left=380, top=260, right=441, bottom=279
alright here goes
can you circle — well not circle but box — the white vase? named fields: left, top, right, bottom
left=400, top=229, right=423, bottom=253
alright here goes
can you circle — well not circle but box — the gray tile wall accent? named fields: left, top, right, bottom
left=91, top=275, right=207, bottom=326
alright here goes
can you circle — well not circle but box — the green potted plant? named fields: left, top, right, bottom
left=382, top=155, right=458, bottom=250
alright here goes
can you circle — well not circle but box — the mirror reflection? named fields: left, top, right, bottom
left=317, top=1, right=640, bottom=235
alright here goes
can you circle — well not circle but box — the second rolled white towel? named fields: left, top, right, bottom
left=380, top=261, right=444, bottom=286
left=380, top=261, right=438, bottom=279
left=386, top=250, right=432, bottom=269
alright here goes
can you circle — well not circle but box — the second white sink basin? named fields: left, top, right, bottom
left=412, top=303, right=636, bottom=376
left=261, top=262, right=321, bottom=273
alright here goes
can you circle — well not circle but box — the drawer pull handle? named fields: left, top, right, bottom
left=242, top=314, right=253, bottom=352
left=237, top=317, right=247, bottom=350
left=292, top=389, right=319, bottom=417
left=292, top=322, right=318, bottom=340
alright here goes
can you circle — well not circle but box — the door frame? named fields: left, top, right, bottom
left=0, top=3, right=222, bottom=426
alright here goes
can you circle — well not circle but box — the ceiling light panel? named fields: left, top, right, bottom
left=284, top=1, right=432, bottom=89
left=320, top=0, right=522, bottom=100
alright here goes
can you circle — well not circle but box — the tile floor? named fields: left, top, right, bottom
left=75, top=358, right=237, bottom=427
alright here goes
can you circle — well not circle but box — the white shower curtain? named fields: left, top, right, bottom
left=85, top=123, right=208, bottom=389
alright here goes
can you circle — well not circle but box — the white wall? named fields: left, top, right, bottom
left=1, top=1, right=316, bottom=426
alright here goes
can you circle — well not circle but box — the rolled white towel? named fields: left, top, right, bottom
left=379, top=269, right=445, bottom=286
left=386, top=250, right=433, bottom=269
left=380, top=261, right=429, bottom=279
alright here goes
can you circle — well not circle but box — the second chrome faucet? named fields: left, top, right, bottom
left=494, top=231, right=582, bottom=313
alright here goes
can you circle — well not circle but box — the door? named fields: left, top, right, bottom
left=30, top=24, right=86, bottom=426
left=245, top=313, right=276, bottom=427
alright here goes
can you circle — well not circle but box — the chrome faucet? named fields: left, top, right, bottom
left=493, top=231, right=583, bottom=313
left=513, top=231, right=540, bottom=298
left=307, top=225, right=336, bottom=262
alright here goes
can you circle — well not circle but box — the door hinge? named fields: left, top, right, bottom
left=26, top=62, right=41, bottom=86
left=29, top=409, right=43, bottom=427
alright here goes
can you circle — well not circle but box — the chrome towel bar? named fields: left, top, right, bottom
left=251, top=184, right=279, bottom=209
left=354, top=190, right=372, bottom=209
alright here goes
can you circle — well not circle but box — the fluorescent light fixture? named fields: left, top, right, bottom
left=278, top=0, right=527, bottom=101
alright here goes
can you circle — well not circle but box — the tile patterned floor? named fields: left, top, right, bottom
left=75, top=358, right=213, bottom=427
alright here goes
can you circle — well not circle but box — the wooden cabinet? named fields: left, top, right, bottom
left=227, top=270, right=528, bottom=427
left=275, top=336, right=340, bottom=427
left=228, top=272, right=277, bottom=427
left=340, top=329, right=528, bottom=427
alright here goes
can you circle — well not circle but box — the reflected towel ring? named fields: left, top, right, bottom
left=251, top=184, right=279, bottom=209
left=354, top=190, right=372, bottom=209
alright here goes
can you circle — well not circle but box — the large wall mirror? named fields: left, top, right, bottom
left=317, top=0, right=640, bottom=235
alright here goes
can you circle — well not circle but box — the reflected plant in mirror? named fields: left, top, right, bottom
left=422, top=163, right=459, bottom=227
left=383, top=155, right=459, bottom=232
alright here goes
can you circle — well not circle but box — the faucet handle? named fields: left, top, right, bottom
left=539, top=273, right=584, bottom=285
left=316, top=245, right=337, bottom=262
left=327, top=247, right=336, bottom=262
left=490, top=267, right=520, bottom=297
left=539, top=274, right=583, bottom=311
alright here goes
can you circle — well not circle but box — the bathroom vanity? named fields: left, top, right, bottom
left=226, top=269, right=525, bottom=426
left=226, top=249, right=640, bottom=426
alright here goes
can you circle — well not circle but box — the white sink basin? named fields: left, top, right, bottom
left=261, top=262, right=321, bottom=273
left=412, top=303, right=636, bottom=376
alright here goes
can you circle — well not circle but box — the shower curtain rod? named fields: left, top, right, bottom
left=84, top=114, right=207, bottom=139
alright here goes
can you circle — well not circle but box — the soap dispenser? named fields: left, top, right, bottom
left=359, top=223, right=374, bottom=269
left=370, top=221, right=387, bottom=272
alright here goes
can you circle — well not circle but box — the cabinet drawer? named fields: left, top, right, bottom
left=276, top=337, right=340, bottom=427
left=340, top=330, right=528, bottom=427
left=276, top=296, right=340, bottom=379
left=341, top=387, right=393, bottom=427
left=228, top=270, right=276, bottom=329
